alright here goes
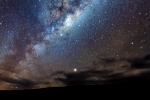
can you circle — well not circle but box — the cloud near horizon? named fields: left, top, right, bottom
left=0, top=54, right=150, bottom=89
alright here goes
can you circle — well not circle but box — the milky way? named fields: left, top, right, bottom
left=0, top=0, right=150, bottom=89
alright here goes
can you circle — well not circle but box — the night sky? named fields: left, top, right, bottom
left=0, top=0, right=150, bottom=89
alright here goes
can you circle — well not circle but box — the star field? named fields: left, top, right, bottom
left=0, top=0, right=150, bottom=89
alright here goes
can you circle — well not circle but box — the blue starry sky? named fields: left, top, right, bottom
left=0, top=0, right=150, bottom=89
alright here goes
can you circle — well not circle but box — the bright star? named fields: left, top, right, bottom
left=74, top=68, right=77, bottom=72
left=131, top=42, right=134, bottom=45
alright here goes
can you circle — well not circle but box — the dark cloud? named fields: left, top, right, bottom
left=0, top=75, right=63, bottom=90
left=127, top=54, right=150, bottom=69
left=0, top=76, right=37, bottom=90
left=0, top=54, right=150, bottom=89
left=53, top=54, right=150, bottom=86
left=105, top=72, right=150, bottom=84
